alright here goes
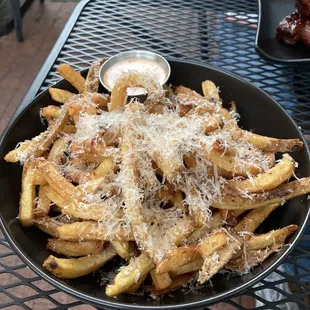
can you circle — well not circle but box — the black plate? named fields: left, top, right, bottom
left=255, top=0, right=310, bottom=63
left=0, top=59, right=309, bottom=309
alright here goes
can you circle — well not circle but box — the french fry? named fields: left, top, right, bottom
left=68, top=98, right=97, bottom=123
left=32, top=169, right=46, bottom=185
left=47, top=238, right=104, bottom=257
left=151, top=151, right=183, bottom=182
left=63, top=125, right=76, bottom=133
left=165, top=216, right=196, bottom=246
left=201, top=80, right=220, bottom=101
left=228, top=225, right=298, bottom=272
left=156, top=246, right=200, bottom=275
left=105, top=253, right=155, bottom=297
left=242, top=130, right=303, bottom=153
left=220, top=210, right=245, bottom=226
left=4, top=132, right=46, bottom=163
left=198, top=204, right=280, bottom=284
left=5, top=105, right=69, bottom=163
left=36, top=158, right=83, bottom=202
left=48, top=88, right=75, bottom=104
left=246, top=224, right=298, bottom=251
left=109, top=72, right=161, bottom=111
left=150, top=273, right=195, bottom=296
left=34, top=186, right=51, bottom=218
left=91, top=157, right=115, bottom=179
left=121, top=128, right=155, bottom=259
left=41, top=105, right=61, bottom=119
left=19, top=162, right=37, bottom=226
left=42, top=184, right=69, bottom=208
left=213, top=178, right=310, bottom=210
left=34, top=217, right=60, bottom=237
left=43, top=245, right=116, bottom=279
left=58, top=64, right=86, bottom=93
left=203, top=141, right=262, bottom=177
left=56, top=221, right=134, bottom=241
left=70, top=135, right=107, bottom=159
left=85, top=59, right=105, bottom=93
left=125, top=274, right=148, bottom=294
left=169, top=258, right=203, bottom=277
left=196, top=230, right=228, bottom=257
left=226, top=244, right=282, bottom=272
left=47, top=138, right=67, bottom=164
left=89, top=93, right=110, bottom=109
left=186, top=211, right=223, bottom=244
left=150, top=269, right=172, bottom=290
left=228, top=155, right=295, bottom=193
left=110, top=241, right=135, bottom=260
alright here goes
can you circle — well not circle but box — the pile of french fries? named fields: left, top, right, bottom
left=4, top=59, right=310, bottom=297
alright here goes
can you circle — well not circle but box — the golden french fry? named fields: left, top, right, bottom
left=150, top=269, right=172, bottom=290
left=109, top=72, right=162, bottom=111
left=242, top=130, right=303, bottom=153
left=47, top=138, right=67, bottom=164
left=42, top=184, right=69, bottom=208
left=48, top=88, right=75, bottom=104
left=228, top=155, right=295, bottom=193
left=175, top=86, right=217, bottom=114
left=19, top=162, right=36, bottom=226
left=156, top=246, right=200, bottom=275
left=150, top=273, right=195, bottom=296
left=91, top=157, right=115, bottom=179
left=165, top=216, right=196, bottom=246
left=5, top=105, right=69, bottom=163
left=41, top=105, right=61, bottom=119
left=63, top=125, right=76, bottom=133
left=110, top=241, right=135, bottom=260
left=169, top=258, right=203, bottom=277
left=85, top=59, right=105, bottom=93
left=219, top=210, right=245, bottom=226
left=36, top=158, right=83, bottom=202
left=70, top=135, right=107, bottom=158
left=47, top=238, right=104, bottom=257
left=58, top=64, right=86, bottom=93
left=34, top=217, right=60, bottom=237
left=234, top=204, right=280, bottom=233
left=4, top=132, right=46, bottom=163
left=246, top=224, right=298, bottom=251
left=89, top=93, right=110, bottom=109
left=43, top=245, right=116, bottom=279
left=121, top=128, right=154, bottom=259
left=203, top=141, right=262, bottom=177
left=32, top=169, right=46, bottom=185
left=213, top=178, right=310, bottom=210
left=125, top=274, right=148, bottom=294
left=196, top=230, right=227, bottom=257
left=68, top=99, right=97, bottom=123
left=34, top=186, right=51, bottom=218
left=201, top=80, right=220, bottom=101
left=105, top=253, right=155, bottom=297
left=198, top=204, right=280, bottom=284
left=56, top=221, right=134, bottom=241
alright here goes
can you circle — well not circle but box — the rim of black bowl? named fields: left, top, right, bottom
left=0, top=58, right=309, bottom=310
left=254, top=0, right=310, bottom=63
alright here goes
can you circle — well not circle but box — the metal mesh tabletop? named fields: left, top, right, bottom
left=1, top=0, right=309, bottom=309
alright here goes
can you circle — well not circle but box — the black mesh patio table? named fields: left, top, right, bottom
left=1, top=0, right=309, bottom=309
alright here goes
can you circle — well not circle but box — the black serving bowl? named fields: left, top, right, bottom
left=0, top=59, right=309, bottom=309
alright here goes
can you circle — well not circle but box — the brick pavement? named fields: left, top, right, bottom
left=0, top=0, right=77, bottom=134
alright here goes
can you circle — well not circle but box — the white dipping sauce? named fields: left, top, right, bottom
left=103, top=58, right=167, bottom=96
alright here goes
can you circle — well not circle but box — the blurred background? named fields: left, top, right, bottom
left=0, top=0, right=77, bottom=134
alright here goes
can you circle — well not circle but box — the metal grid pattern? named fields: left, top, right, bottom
left=0, top=0, right=309, bottom=309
